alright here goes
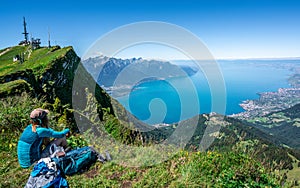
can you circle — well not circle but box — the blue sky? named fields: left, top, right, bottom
left=1, top=0, right=300, bottom=59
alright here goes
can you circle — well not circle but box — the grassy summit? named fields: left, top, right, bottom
left=0, top=45, right=79, bottom=102
left=0, top=45, right=71, bottom=77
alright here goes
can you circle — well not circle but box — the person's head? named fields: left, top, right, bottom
left=30, top=108, right=49, bottom=128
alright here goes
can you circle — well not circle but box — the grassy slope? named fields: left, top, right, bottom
left=0, top=79, right=30, bottom=93
left=285, top=154, right=300, bottom=184
left=1, top=145, right=282, bottom=188
left=0, top=93, right=286, bottom=188
left=246, top=104, right=300, bottom=149
left=0, top=45, right=71, bottom=77
left=0, top=45, right=74, bottom=98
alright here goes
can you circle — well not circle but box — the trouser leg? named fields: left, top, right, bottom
left=52, top=136, right=68, bottom=148
left=40, top=137, right=68, bottom=158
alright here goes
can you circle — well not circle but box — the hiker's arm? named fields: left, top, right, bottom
left=36, top=127, right=69, bottom=138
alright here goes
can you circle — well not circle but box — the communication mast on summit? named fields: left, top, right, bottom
left=48, top=27, right=51, bottom=48
left=22, top=17, right=29, bottom=44
left=19, top=17, right=30, bottom=46
left=18, top=17, right=41, bottom=49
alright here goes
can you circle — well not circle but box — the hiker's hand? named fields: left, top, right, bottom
left=63, top=128, right=70, bottom=136
left=66, top=132, right=71, bottom=138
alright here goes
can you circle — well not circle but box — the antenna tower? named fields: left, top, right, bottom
left=22, top=17, right=29, bottom=43
left=48, top=27, right=51, bottom=48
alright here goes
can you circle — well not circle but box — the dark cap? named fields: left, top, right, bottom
left=30, top=108, right=49, bottom=120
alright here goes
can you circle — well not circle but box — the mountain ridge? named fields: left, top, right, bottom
left=82, top=55, right=198, bottom=89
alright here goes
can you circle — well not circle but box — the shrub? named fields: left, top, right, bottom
left=0, top=93, right=45, bottom=151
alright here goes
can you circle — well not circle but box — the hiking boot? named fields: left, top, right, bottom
left=97, top=154, right=106, bottom=163
left=105, top=150, right=112, bottom=161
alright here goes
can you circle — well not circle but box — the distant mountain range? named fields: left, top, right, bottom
left=82, top=56, right=198, bottom=88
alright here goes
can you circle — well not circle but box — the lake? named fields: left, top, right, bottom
left=116, top=60, right=297, bottom=124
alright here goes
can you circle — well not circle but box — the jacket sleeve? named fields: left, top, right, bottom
left=36, top=128, right=69, bottom=138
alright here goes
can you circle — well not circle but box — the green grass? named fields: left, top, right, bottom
left=0, top=46, right=26, bottom=75
left=0, top=47, right=8, bottom=54
left=0, top=93, right=287, bottom=188
left=285, top=154, right=300, bottom=187
left=0, top=45, right=72, bottom=77
left=0, top=145, right=283, bottom=187
left=0, top=150, right=32, bottom=188
left=0, top=80, right=30, bottom=96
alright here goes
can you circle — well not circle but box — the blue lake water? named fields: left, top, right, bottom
left=116, top=60, right=295, bottom=125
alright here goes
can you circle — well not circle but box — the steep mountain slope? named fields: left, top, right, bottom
left=154, top=113, right=300, bottom=170
left=246, top=103, right=300, bottom=149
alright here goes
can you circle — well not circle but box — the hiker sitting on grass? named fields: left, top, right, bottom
left=17, top=108, right=70, bottom=168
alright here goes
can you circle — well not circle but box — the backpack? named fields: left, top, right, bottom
left=52, top=146, right=98, bottom=175
left=25, top=158, right=68, bottom=188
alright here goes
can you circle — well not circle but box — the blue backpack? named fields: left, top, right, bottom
left=52, top=146, right=98, bottom=175
left=25, top=159, right=69, bottom=188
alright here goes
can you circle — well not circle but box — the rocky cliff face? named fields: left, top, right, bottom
left=39, top=48, right=80, bottom=104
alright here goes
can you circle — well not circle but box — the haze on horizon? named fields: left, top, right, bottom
left=1, top=0, right=300, bottom=60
